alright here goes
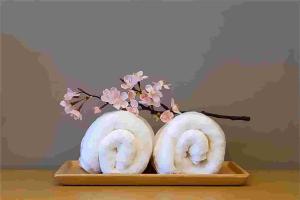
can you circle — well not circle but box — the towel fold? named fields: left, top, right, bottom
left=79, top=111, right=154, bottom=174
left=153, top=112, right=226, bottom=174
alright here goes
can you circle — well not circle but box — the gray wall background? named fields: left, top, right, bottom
left=1, top=1, right=299, bottom=169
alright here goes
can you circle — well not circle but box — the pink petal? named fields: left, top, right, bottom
left=60, top=100, right=67, bottom=107
left=64, top=93, right=73, bottom=101
left=172, top=105, right=180, bottom=114
left=158, top=80, right=164, bottom=87
left=136, top=71, right=143, bottom=77
left=171, top=98, right=175, bottom=107
left=139, top=91, right=148, bottom=100
left=113, top=103, right=121, bottom=110
left=123, top=75, right=131, bottom=83
left=67, top=88, right=73, bottom=93
left=171, top=98, right=181, bottom=114
left=65, top=106, right=73, bottom=114
left=93, top=106, right=102, bottom=114
left=163, top=84, right=171, bottom=89
left=64, top=88, right=80, bottom=100
left=160, top=110, right=174, bottom=123
left=130, top=99, right=138, bottom=108
left=152, top=81, right=163, bottom=91
left=128, top=90, right=136, bottom=100
left=152, top=95, right=161, bottom=104
left=121, top=83, right=130, bottom=90
left=70, top=110, right=82, bottom=120
left=110, top=87, right=118, bottom=93
left=102, top=89, right=110, bottom=95
left=145, top=85, right=152, bottom=92
left=120, top=92, right=128, bottom=100
left=123, top=74, right=139, bottom=88
left=120, top=100, right=129, bottom=108
left=110, top=88, right=121, bottom=102
left=131, top=77, right=140, bottom=85
left=156, top=90, right=163, bottom=97
left=60, top=100, right=73, bottom=114
left=101, top=92, right=111, bottom=103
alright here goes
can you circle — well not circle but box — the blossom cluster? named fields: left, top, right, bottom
left=60, top=71, right=181, bottom=123
left=60, top=88, right=83, bottom=120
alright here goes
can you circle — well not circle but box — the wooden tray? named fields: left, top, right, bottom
left=54, top=160, right=249, bottom=186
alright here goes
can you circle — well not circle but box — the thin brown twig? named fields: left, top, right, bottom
left=70, top=98, right=85, bottom=106
left=100, top=102, right=109, bottom=109
left=160, top=103, right=169, bottom=110
left=199, top=111, right=250, bottom=121
left=77, top=87, right=250, bottom=121
left=77, top=88, right=102, bottom=100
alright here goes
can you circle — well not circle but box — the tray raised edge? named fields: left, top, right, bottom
left=54, top=160, right=250, bottom=186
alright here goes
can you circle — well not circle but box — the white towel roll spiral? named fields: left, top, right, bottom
left=79, top=111, right=154, bottom=174
left=153, top=112, right=226, bottom=174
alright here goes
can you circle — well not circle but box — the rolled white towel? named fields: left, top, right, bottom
left=79, top=111, right=154, bottom=174
left=153, top=112, right=226, bottom=174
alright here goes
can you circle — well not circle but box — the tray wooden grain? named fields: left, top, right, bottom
left=54, top=160, right=249, bottom=186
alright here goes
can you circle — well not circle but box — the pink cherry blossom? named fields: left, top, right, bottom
left=139, top=90, right=153, bottom=106
left=155, top=80, right=171, bottom=90
left=93, top=106, right=102, bottom=114
left=152, top=82, right=162, bottom=91
left=121, top=71, right=148, bottom=89
left=69, top=109, right=82, bottom=120
left=139, top=80, right=169, bottom=107
left=171, top=98, right=181, bottom=114
left=113, top=92, right=129, bottom=110
left=101, top=87, right=128, bottom=110
left=121, top=75, right=138, bottom=90
left=130, top=99, right=138, bottom=108
left=101, top=87, right=117, bottom=104
left=60, top=99, right=83, bottom=120
left=163, top=83, right=171, bottom=90
left=146, top=83, right=163, bottom=96
left=60, top=100, right=83, bottom=120
left=64, top=88, right=80, bottom=101
left=126, top=99, right=139, bottom=115
left=60, top=100, right=73, bottom=114
left=135, top=71, right=148, bottom=81
left=128, top=90, right=136, bottom=100
left=139, top=88, right=161, bottom=107
left=144, top=84, right=163, bottom=107
left=160, top=110, right=174, bottom=123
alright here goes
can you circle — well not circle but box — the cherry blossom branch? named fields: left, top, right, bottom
left=77, top=88, right=102, bottom=100
left=139, top=104, right=156, bottom=114
left=77, top=87, right=250, bottom=121
left=77, top=88, right=109, bottom=109
left=77, top=87, right=155, bottom=113
left=139, top=104, right=250, bottom=121
left=160, top=103, right=169, bottom=110
left=138, top=82, right=142, bottom=91
left=70, top=98, right=84, bottom=106
left=76, top=87, right=158, bottom=115
left=60, top=71, right=251, bottom=122
left=198, top=111, right=250, bottom=121
left=100, top=102, right=109, bottom=109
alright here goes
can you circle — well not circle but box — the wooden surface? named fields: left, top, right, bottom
left=54, top=161, right=249, bottom=186
left=1, top=169, right=299, bottom=200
